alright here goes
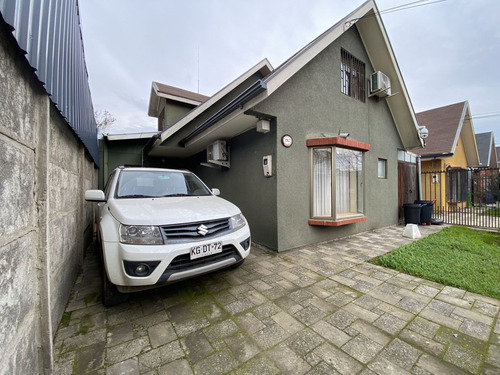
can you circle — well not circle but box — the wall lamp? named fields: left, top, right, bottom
left=338, top=130, right=350, bottom=138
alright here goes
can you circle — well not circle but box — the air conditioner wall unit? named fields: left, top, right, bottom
left=370, top=71, right=391, bottom=98
left=205, top=140, right=230, bottom=168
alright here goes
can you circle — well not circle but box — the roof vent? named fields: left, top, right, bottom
left=370, top=71, right=391, bottom=98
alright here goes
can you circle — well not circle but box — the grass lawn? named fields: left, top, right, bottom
left=369, top=226, right=500, bottom=300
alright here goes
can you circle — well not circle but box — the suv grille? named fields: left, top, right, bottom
left=157, top=245, right=241, bottom=283
left=161, top=218, right=230, bottom=242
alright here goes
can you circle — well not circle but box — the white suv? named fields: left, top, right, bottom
left=85, top=167, right=251, bottom=306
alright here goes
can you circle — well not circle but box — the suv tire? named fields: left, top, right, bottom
left=102, top=265, right=129, bottom=307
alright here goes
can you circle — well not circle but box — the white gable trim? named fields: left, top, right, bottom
left=264, top=1, right=373, bottom=96
left=262, top=0, right=421, bottom=149
left=158, top=59, right=273, bottom=144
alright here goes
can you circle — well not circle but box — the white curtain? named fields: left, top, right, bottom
left=312, top=148, right=332, bottom=217
left=336, top=150, right=350, bottom=214
left=336, top=148, right=362, bottom=216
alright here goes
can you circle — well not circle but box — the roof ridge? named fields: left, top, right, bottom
left=153, top=82, right=210, bottom=102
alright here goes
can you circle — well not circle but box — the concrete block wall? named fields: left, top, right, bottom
left=0, top=25, right=97, bottom=374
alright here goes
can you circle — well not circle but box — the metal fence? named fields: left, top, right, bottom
left=0, top=0, right=99, bottom=165
left=421, top=168, right=500, bottom=230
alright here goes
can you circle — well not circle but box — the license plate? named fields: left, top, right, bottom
left=190, top=241, right=223, bottom=260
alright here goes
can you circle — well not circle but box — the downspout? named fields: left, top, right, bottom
left=142, top=132, right=162, bottom=164
left=417, top=155, right=422, bottom=200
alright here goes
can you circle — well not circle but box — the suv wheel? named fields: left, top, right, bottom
left=102, top=266, right=129, bottom=307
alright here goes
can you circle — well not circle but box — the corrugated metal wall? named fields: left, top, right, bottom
left=0, top=0, right=99, bottom=165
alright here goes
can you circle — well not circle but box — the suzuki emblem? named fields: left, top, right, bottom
left=197, top=224, right=209, bottom=236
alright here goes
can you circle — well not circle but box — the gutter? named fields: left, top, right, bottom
left=179, top=80, right=267, bottom=146
left=419, top=152, right=454, bottom=159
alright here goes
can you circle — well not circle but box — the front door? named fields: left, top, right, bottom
left=398, top=161, right=417, bottom=224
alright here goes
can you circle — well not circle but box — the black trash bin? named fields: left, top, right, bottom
left=415, top=200, right=434, bottom=226
left=403, top=203, right=421, bottom=225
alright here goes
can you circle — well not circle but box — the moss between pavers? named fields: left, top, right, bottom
left=435, top=325, right=492, bottom=373
left=436, top=326, right=489, bottom=353
left=60, top=311, right=72, bottom=329
left=78, top=314, right=92, bottom=335
left=84, top=292, right=99, bottom=305
left=444, top=343, right=483, bottom=374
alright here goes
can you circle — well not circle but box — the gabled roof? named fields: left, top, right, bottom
left=105, top=132, right=158, bottom=141
left=148, top=82, right=210, bottom=117
left=147, top=59, right=273, bottom=157
left=475, top=132, right=495, bottom=167
left=411, top=101, right=480, bottom=166
left=146, top=0, right=421, bottom=158
left=262, top=1, right=421, bottom=150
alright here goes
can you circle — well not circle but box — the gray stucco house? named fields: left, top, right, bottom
left=142, top=0, right=423, bottom=252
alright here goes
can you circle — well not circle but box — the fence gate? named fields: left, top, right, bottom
left=420, top=168, right=500, bottom=230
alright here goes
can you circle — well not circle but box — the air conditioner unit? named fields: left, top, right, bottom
left=205, top=140, right=230, bottom=168
left=370, top=71, right=391, bottom=98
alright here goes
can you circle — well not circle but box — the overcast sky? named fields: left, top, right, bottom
left=78, top=0, right=500, bottom=146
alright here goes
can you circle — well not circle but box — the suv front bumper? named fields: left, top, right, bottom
left=102, top=226, right=251, bottom=289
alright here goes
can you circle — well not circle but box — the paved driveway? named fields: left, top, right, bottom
left=54, top=225, right=500, bottom=374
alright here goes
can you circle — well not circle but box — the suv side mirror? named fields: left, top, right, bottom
left=85, top=190, right=106, bottom=202
left=211, top=188, right=220, bottom=196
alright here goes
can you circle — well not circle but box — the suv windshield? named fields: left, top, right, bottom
left=116, top=170, right=212, bottom=198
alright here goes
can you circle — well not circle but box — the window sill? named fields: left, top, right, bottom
left=308, top=216, right=367, bottom=227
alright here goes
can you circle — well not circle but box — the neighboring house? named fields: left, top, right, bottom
left=473, top=132, right=499, bottom=204
left=148, top=81, right=209, bottom=132
left=475, top=132, right=498, bottom=168
left=410, top=101, right=480, bottom=210
left=97, top=83, right=210, bottom=189
left=143, top=0, right=423, bottom=252
left=98, top=132, right=158, bottom=189
left=0, top=2, right=98, bottom=374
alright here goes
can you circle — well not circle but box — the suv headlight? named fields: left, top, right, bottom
left=119, top=225, right=164, bottom=245
left=230, top=213, right=246, bottom=231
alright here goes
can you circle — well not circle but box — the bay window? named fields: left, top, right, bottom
left=307, top=137, right=369, bottom=226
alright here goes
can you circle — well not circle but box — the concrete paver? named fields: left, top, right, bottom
left=53, top=225, right=500, bottom=374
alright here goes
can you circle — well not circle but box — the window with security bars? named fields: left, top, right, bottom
left=446, top=168, right=468, bottom=202
left=340, top=49, right=365, bottom=102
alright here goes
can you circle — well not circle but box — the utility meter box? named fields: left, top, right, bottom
left=263, top=155, right=272, bottom=177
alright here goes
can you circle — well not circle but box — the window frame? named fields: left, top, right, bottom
left=307, top=137, right=370, bottom=226
left=446, top=167, right=468, bottom=203
left=378, top=159, right=387, bottom=179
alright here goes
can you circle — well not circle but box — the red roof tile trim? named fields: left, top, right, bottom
left=306, top=137, right=370, bottom=151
